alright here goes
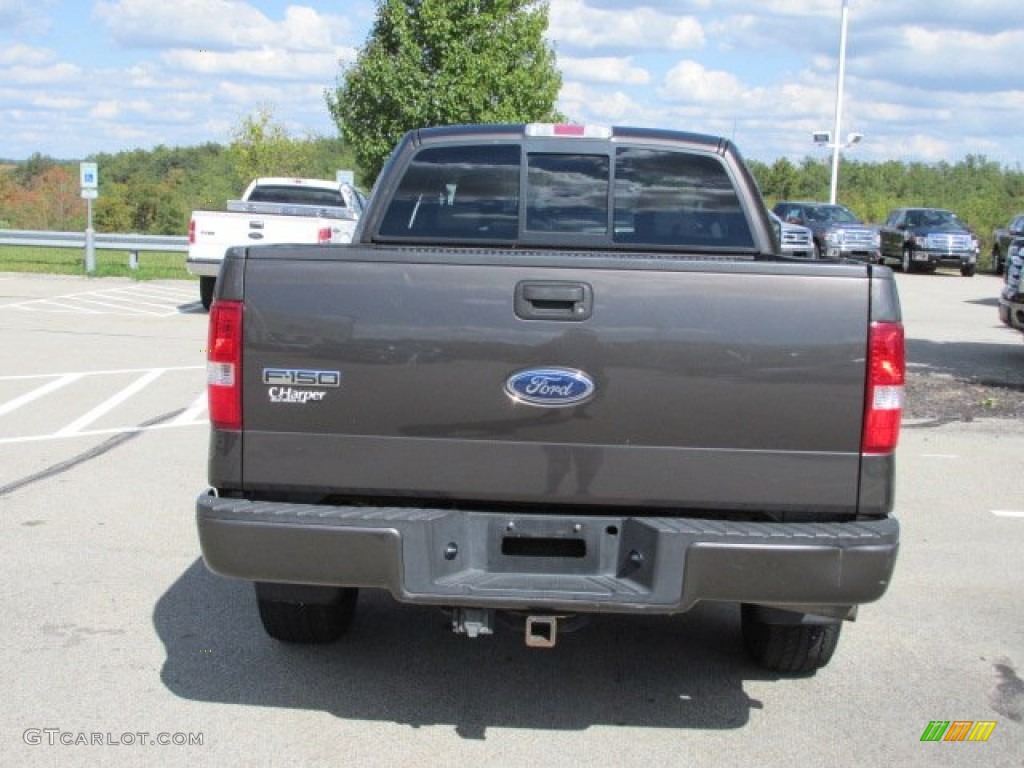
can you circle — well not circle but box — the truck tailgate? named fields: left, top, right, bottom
left=237, top=248, right=872, bottom=514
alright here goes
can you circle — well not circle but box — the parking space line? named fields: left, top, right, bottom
left=992, top=510, right=1024, bottom=518
left=0, top=366, right=202, bottom=380
left=0, top=420, right=207, bottom=446
left=0, top=366, right=206, bottom=444
left=55, top=369, right=166, bottom=436
left=0, top=374, right=84, bottom=416
left=71, top=295, right=173, bottom=315
left=173, top=392, right=208, bottom=425
left=2, top=284, right=200, bottom=316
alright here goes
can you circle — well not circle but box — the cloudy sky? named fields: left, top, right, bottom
left=1, top=0, right=1022, bottom=166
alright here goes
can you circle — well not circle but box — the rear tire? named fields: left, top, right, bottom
left=741, top=605, right=842, bottom=674
left=199, top=276, right=215, bottom=311
left=256, top=586, right=358, bottom=644
left=960, top=264, right=976, bottom=277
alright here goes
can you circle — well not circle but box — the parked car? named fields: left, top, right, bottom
left=991, top=213, right=1024, bottom=275
left=771, top=201, right=880, bottom=262
left=879, top=207, right=980, bottom=276
left=769, top=211, right=815, bottom=258
left=998, top=239, right=1024, bottom=334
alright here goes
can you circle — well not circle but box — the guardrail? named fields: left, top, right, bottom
left=0, top=229, right=187, bottom=269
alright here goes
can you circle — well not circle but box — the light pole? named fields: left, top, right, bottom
left=829, top=0, right=850, bottom=204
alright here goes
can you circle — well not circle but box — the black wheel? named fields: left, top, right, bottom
left=741, top=605, right=842, bottom=674
left=256, top=586, right=358, bottom=644
left=813, top=241, right=824, bottom=260
left=992, top=248, right=1003, bottom=275
left=961, top=264, right=976, bottom=277
left=901, top=248, right=914, bottom=273
left=199, top=276, right=215, bottom=311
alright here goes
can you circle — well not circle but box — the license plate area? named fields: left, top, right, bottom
left=491, top=517, right=594, bottom=574
left=501, top=535, right=587, bottom=559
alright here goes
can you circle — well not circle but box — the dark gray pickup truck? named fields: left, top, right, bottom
left=197, top=123, right=904, bottom=674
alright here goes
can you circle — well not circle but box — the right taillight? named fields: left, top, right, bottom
left=188, top=217, right=196, bottom=245
left=863, top=321, right=905, bottom=454
left=207, top=299, right=243, bottom=431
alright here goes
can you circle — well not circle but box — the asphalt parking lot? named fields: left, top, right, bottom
left=0, top=271, right=1021, bottom=767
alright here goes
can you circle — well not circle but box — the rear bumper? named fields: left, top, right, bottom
left=197, top=493, right=899, bottom=615
left=185, top=257, right=222, bottom=278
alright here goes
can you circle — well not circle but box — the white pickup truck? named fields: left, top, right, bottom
left=187, top=177, right=365, bottom=309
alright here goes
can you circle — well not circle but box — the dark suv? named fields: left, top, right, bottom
left=772, top=201, right=880, bottom=262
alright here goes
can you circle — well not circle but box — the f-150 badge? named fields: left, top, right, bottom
left=263, top=368, right=341, bottom=387
left=263, top=368, right=339, bottom=404
left=505, top=367, right=595, bottom=407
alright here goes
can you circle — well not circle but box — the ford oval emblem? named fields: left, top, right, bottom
left=505, top=367, right=595, bottom=407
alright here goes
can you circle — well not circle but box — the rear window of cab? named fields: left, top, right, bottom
left=378, top=143, right=753, bottom=249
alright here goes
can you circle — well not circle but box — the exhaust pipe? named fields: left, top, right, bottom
left=525, top=615, right=558, bottom=648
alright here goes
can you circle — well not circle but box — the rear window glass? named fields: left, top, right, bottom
left=247, top=185, right=347, bottom=207
left=526, top=153, right=609, bottom=234
left=378, top=140, right=753, bottom=249
left=378, top=145, right=520, bottom=239
left=613, top=148, right=753, bottom=248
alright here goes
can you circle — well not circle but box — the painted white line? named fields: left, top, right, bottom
left=129, top=286, right=195, bottom=300
left=0, top=374, right=83, bottom=417
left=992, top=510, right=1024, bottom=519
left=0, top=366, right=202, bottom=381
left=17, top=299, right=104, bottom=314
left=80, top=291, right=174, bottom=308
left=173, top=392, right=208, bottom=425
left=66, top=298, right=162, bottom=315
left=1, top=286, right=198, bottom=316
left=0, top=419, right=207, bottom=446
left=55, top=369, right=166, bottom=436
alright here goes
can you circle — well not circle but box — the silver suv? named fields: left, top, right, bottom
left=773, top=201, right=880, bottom=262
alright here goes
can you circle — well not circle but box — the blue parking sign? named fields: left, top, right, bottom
left=80, top=162, right=98, bottom=189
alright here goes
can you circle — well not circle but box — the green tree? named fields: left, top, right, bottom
left=327, top=0, right=563, bottom=181
left=228, top=107, right=316, bottom=183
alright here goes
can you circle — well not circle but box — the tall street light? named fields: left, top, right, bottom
left=828, top=0, right=850, bottom=205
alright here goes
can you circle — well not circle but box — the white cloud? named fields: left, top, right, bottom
left=558, top=56, right=649, bottom=85
left=0, top=59, right=81, bottom=85
left=855, top=25, right=1024, bottom=89
left=659, top=60, right=749, bottom=105
left=92, top=0, right=350, bottom=52
left=162, top=47, right=348, bottom=81
left=557, top=81, right=653, bottom=125
left=0, top=43, right=54, bottom=66
left=0, top=0, right=46, bottom=29
left=31, top=93, right=86, bottom=110
left=549, top=0, right=704, bottom=50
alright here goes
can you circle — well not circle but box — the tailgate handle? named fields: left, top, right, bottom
left=515, top=281, right=592, bottom=321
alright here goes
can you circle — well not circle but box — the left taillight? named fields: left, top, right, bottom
left=207, top=299, right=243, bottom=431
left=863, top=321, right=905, bottom=454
